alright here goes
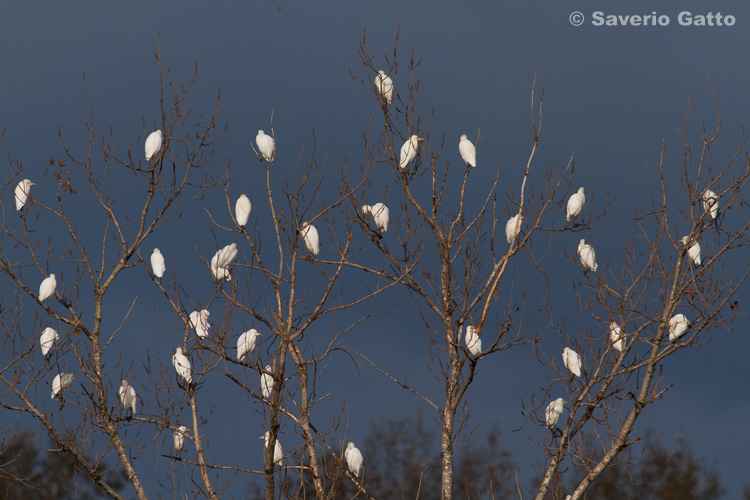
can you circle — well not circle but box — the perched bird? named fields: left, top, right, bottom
left=680, top=236, right=701, bottom=266
left=189, top=310, right=211, bottom=338
left=237, top=328, right=261, bottom=361
left=14, top=179, right=35, bottom=211
left=262, top=431, right=283, bottom=465
left=261, top=365, right=274, bottom=399
left=545, top=397, right=566, bottom=429
left=235, top=194, right=252, bottom=227
left=151, top=248, right=166, bottom=280
left=609, top=322, right=624, bottom=353
left=505, top=214, right=523, bottom=244
left=145, top=130, right=163, bottom=161
left=173, top=426, right=189, bottom=454
left=702, top=189, right=719, bottom=221
left=211, top=243, right=238, bottom=281
left=375, top=70, right=394, bottom=105
left=668, top=314, right=690, bottom=342
left=399, top=135, right=423, bottom=169
left=301, top=222, right=320, bottom=255
left=172, top=347, right=192, bottom=385
left=362, top=203, right=389, bottom=232
left=344, top=442, right=364, bottom=476
left=577, top=239, right=598, bottom=272
left=566, top=187, right=586, bottom=221
left=256, top=130, right=276, bottom=162
left=40, top=327, right=58, bottom=357
left=464, top=325, right=482, bottom=356
left=39, top=274, right=57, bottom=302
left=51, top=373, right=75, bottom=399
left=119, top=379, right=137, bottom=414
left=458, top=134, right=477, bottom=167
left=562, top=347, right=582, bottom=377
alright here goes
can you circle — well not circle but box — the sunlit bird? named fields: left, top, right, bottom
left=145, top=130, right=163, bottom=161
left=345, top=442, right=364, bottom=476
left=39, top=274, right=57, bottom=302
left=174, top=426, right=189, bottom=454
left=235, top=194, right=252, bottom=227
left=301, top=222, right=320, bottom=255
left=399, top=135, right=424, bottom=169
left=211, top=243, right=238, bottom=281
left=189, top=310, right=211, bottom=338
left=51, top=373, right=75, bottom=399
left=668, top=313, right=690, bottom=342
left=609, top=322, right=624, bottom=353
left=375, top=70, right=394, bottom=105
left=566, top=187, right=586, bottom=221
left=262, top=431, right=283, bottom=465
left=458, top=134, right=476, bottom=167
left=172, top=347, right=192, bottom=385
left=237, top=328, right=261, bottom=361
left=702, top=189, right=719, bottom=220
left=14, top=179, right=35, bottom=211
left=464, top=325, right=482, bottom=356
left=505, top=214, right=523, bottom=244
left=562, top=347, right=582, bottom=377
left=40, top=327, right=58, bottom=357
left=577, top=239, right=598, bottom=272
left=261, top=365, right=274, bottom=400
left=362, top=203, right=389, bottom=232
left=119, top=379, right=137, bottom=414
left=680, top=236, right=701, bottom=266
left=545, top=397, right=566, bottom=429
left=151, top=248, right=166, bottom=280
left=256, top=130, right=276, bottom=162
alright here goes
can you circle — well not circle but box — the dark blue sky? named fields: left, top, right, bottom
left=2, top=1, right=749, bottom=498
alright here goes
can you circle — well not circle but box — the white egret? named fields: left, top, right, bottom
left=51, top=373, right=75, bottom=399
left=151, top=248, right=166, bottom=279
left=362, top=203, right=389, bottom=232
left=609, top=322, right=624, bottom=353
left=399, top=135, right=423, bottom=169
left=702, top=189, right=719, bottom=220
left=211, top=243, right=238, bottom=281
left=119, top=379, right=137, bottom=414
left=261, top=365, right=274, bottom=399
left=577, top=239, right=598, bottom=272
left=344, top=442, right=364, bottom=476
left=458, top=134, right=477, bottom=167
left=680, top=236, right=701, bottom=266
left=375, top=70, right=394, bottom=105
left=174, top=426, right=188, bottom=454
left=301, top=222, right=320, bottom=255
left=145, top=130, right=163, bottom=161
left=262, top=431, right=283, bottom=465
left=545, top=397, right=566, bottom=428
left=189, top=310, right=211, bottom=338
left=235, top=194, right=252, bottom=227
left=14, top=179, right=35, bottom=211
left=566, top=187, right=586, bottom=221
left=256, top=130, right=276, bottom=162
left=40, top=327, right=58, bottom=357
left=464, top=325, right=482, bottom=356
left=562, top=347, right=582, bottom=377
left=172, top=347, right=192, bottom=385
left=668, top=314, right=690, bottom=342
left=237, top=328, right=261, bottom=361
left=39, top=274, right=57, bottom=302
left=505, top=214, right=523, bottom=244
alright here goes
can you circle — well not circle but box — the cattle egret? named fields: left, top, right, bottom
left=562, top=347, right=582, bottom=377
left=261, top=365, right=274, bottom=399
left=145, top=130, right=163, bottom=161
left=566, top=187, right=586, bottom=221
left=237, top=328, right=261, bottom=361
left=668, top=314, right=690, bottom=342
left=262, top=431, right=283, bottom=465
left=362, top=203, right=389, bottom=232
left=189, top=310, right=210, bottom=338
left=256, top=130, right=276, bottom=162
left=399, top=135, right=423, bottom=169
left=151, top=248, right=166, bottom=279
left=680, top=236, right=701, bottom=266
left=211, top=243, right=238, bottom=281
left=464, top=325, right=482, bottom=356
left=375, top=70, right=394, bottom=105
left=577, top=239, right=598, bottom=272
left=545, top=398, right=566, bottom=428
left=458, top=134, right=477, bottom=167
left=51, top=373, right=75, bottom=399
left=172, top=347, right=192, bottom=384
left=702, top=189, right=718, bottom=220
left=505, top=214, right=523, bottom=244
left=119, top=380, right=137, bottom=414
left=39, top=274, right=57, bottom=302
left=609, top=322, right=624, bottom=353
left=235, top=194, right=252, bottom=227
left=14, top=179, right=35, bottom=211
left=40, top=327, right=58, bottom=357
left=301, top=222, right=320, bottom=255
left=174, top=426, right=188, bottom=454
left=345, top=442, right=364, bottom=476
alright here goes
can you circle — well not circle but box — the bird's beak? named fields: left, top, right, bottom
left=30, top=182, right=36, bottom=186
left=417, top=137, right=424, bottom=141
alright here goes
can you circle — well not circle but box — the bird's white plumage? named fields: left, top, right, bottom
left=566, top=187, right=586, bottom=221
left=702, top=189, right=719, bottom=220
left=174, top=426, right=188, bottom=454
left=256, top=130, right=276, bottom=162
left=151, top=248, right=166, bottom=279
left=237, top=328, right=260, bottom=361
left=345, top=442, right=364, bottom=476
left=362, top=203, right=389, bottom=232
left=609, top=322, right=624, bottom=353
left=14, top=179, right=35, bottom=211
left=399, top=135, right=423, bottom=169
left=680, top=236, right=701, bottom=266
left=464, top=325, right=482, bottom=356
left=211, top=243, right=238, bottom=281
left=189, top=310, right=211, bottom=338
left=375, top=70, right=394, bottom=105
left=262, top=431, right=283, bottom=465
left=668, top=314, right=690, bottom=342
left=261, top=365, right=274, bottom=399
left=119, top=380, right=137, bottom=414
left=458, top=134, right=476, bottom=167
left=145, top=130, right=163, bottom=161
left=51, top=373, right=74, bottom=399
left=577, top=239, right=598, bottom=272
left=505, top=214, right=523, bottom=244
left=235, top=194, right=252, bottom=227
left=40, top=327, right=58, bottom=357
left=39, top=274, right=57, bottom=302
left=562, top=347, right=582, bottom=377
left=172, top=347, right=192, bottom=384
left=301, top=222, right=320, bottom=255
left=545, top=397, right=566, bottom=428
